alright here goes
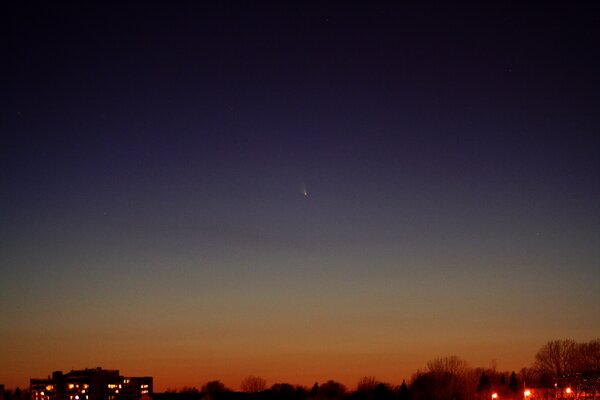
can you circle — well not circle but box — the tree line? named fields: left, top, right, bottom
left=156, top=339, right=599, bottom=400
left=6, top=339, right=598, bottom=400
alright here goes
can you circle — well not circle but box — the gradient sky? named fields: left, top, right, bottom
left=2, top=1, right=599, bottom=391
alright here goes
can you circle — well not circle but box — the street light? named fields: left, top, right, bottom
left=492, top=393, right=498, bottom=399
left=566, top=388, right=572, bottom=395
left=524, top=389, right=531, bottom=398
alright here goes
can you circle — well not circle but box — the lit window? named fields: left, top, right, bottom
left=69, top=385, right=75, bottom=390
left=83, top=385, right=89, bottom=389
left=46, top=386, right=54, bottom=391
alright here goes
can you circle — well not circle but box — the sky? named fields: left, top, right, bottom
left=1, top=1, right=599, bottom=391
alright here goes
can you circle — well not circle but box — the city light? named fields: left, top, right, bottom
left=566, top=388, right=572, bottom=394
left=524, top=390, right=531, bottom=398
left=492, top=393, right=498, bottom=399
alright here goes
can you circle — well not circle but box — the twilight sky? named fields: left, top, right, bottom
left=1, top=1, right=599, bottom=391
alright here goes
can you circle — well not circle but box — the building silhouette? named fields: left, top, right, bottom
left=30, top=368, right=152, bottom=400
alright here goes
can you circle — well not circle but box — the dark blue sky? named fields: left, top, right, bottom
left=1, top=1, right=599, bottom=389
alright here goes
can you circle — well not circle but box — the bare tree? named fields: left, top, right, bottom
left=356, top=376, right=378, bottom=393
left=518, top=367, right=539, bottom=388
left=240, top=375, right=267, bottom=393
left=427, top=356, right=470, bottom=376
left=410, top=356, right=476, bottom=400
left=534, top=339, right=579, bottom=380
left=355, top=376, right=378, bottom=400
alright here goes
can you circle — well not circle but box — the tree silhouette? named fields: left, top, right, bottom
left=534, top=339, right=579, bottom=380
left=533, top=339, right=600, bottom=398
left=98, top=338, right=598, bottom=400
left=411, top=356, right=475, bottom=400
left=427, top=356, right=470, bottom=377
left=373, top=383, right=393, bottom=400
left=355, top=376, right=378, bottom=400
left=477, top=372, right=491, bottom=392
left=508, top=371, right=519, bottom=393
left=268, top=383, right=303, bottom=400
left=201, top=380, right=228, bottom=394
left=317, top=380, right=346, bottom=400
left=499, top=373, right=506, bottom=386
left=356, top=376, right=378, bottom=393
left=580, top=339, right=600, bottom=398
left=270, top=383, right=295, bottom=394
left=397, top=380, right=409, bottom=400
left=241, top=376, right=267, bottom=393
left=518, top=367, right=538, bottom=390
left=310, top=383, right=319, bottom=399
